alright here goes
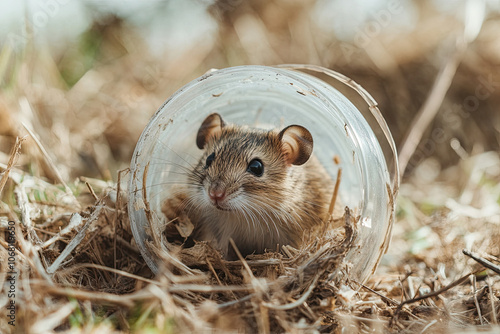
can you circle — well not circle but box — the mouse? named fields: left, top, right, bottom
left=162, top=113, right=333, bottom=260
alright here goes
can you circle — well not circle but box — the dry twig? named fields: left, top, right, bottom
left=391, top=269, right=483, bottom=327
left=463, top=249, right=500, bottom=275
left=0, top=136, right=25, bottom=197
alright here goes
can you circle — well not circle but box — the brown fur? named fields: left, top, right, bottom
left=165, top=114, right=332, bottom=260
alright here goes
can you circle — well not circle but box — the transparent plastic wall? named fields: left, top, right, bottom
left=128, top=65, right=399, bottom=283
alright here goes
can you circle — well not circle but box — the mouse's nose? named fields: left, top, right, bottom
left=209, top=188, right=226, bottom=202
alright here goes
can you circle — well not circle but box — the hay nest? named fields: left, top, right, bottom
left=1, top=137, right=364, bottom=332
left=1, top=138, right=499, bottom=333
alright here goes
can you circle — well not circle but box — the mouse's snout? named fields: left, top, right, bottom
left=209, top=187, right=226, bottom=202
left=207, top=182, right=230, bottom=210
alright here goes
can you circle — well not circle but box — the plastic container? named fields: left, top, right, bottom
left=128, top=64, right=399, bottom=283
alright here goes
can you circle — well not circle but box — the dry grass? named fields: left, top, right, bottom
left=1, top=0, right=500, bottom=333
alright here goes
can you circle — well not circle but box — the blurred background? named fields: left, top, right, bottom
left=1, top=0, right=499, bottom=175
left=1, top=0, right=499, bottom=267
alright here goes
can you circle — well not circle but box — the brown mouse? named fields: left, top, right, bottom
left=164, top=113, right=333, bottom=260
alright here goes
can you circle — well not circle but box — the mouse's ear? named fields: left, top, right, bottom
left=196, top=113, right=226, bottom=149
left=278, top=125, right=313, bottom=166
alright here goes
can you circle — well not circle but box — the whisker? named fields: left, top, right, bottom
left=154, top=140, right=199, bottom=165
left=147, top=186, right=194, bottom=204
left=239, top=201, right=258, bottom=234
left=131, top=181, right=196, bottom=193
left=139, top=160, right=197, bottom=176
left=235, top=197, right=279, bottom=241
left=246, top=195, right=292, bottom=223
left=246, top=195, right=305, bottom=233
left=249, top=201, right=278, bottom=239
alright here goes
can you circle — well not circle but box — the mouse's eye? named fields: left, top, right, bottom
left=205, top=152, right=215, bottom=169
left=247, top=159, right=264, bottom=177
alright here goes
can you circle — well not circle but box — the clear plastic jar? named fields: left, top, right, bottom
left=128, top=65, right=399, bottom=283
